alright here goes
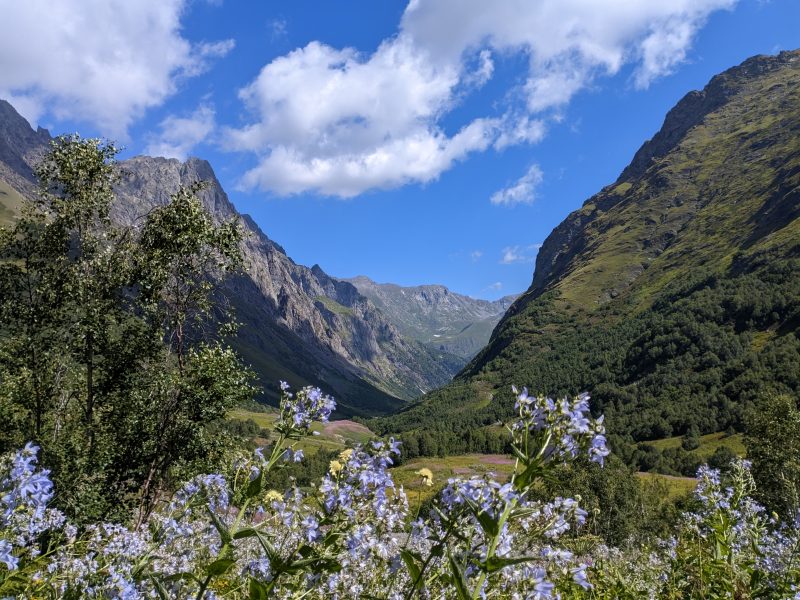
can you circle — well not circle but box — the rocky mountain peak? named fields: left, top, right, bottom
left=619, top=50, right=800, bottom=183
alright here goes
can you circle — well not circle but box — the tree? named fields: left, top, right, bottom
left=0, top=135, right=254, bottom=522
left=745, top=394, right=800, bottom=518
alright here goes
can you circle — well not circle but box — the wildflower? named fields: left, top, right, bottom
left=0, top=539, right=18, bottom=570
left=415, top=468, right=434, bottom=487
left=531, top=568, right=554, bottom=599
left=571, top=564, right=592, bottom=590
left=264, top=490, right=283, bottom=503
left=330, top=460, right=344, bottom=475
left=282, top=448, right=304, bottom=463
left=278, top=382, right=337, bottom=433
left=246, top=557, right=272, bottom=583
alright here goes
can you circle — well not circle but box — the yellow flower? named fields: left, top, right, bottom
left=329, top=459, right=344, bottom=475
left=415, top=467, right=434, bottom=487
left=264, top=489, right=283, bottom=502
left=338, top=448, right=353, bottom=462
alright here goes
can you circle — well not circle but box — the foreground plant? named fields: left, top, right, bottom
left=590, top=459, right=800, bottom=599
left=1, top=383, right=799, bottom=598
left=393, top=388, right=607, bottom=599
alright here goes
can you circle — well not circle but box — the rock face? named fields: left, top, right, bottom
left=375, top=50, right=800, bottom=440
left=347, top=276, right=517, bottom=360
left=0, top=102, right=462, bottom=416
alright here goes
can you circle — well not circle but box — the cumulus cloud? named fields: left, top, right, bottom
left=145, top=105, right=216, bottom=160
left=0, top=0, right=233, bottom=137
left=225, top=0, right=735, bottom=197
left=500, top=244, right=541, bottom=264
left=491, top=164, right=544, bottom=206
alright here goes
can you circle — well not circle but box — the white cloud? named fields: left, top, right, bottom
left=486, top=282, right=503, bottom=291
left=470, top=250, right=483, bottom=262
left=494, top=116, right=547, bottom=151
left=269, top=19, right=288, bottom=42
left=500, top=244, right=541, bottom=264
left=225, top=0, right=735, bottom=197
left=402, top=0, right=736, bottom=107
left=145, top=104, right=216, bottom=160
left=196, top=40, right=236, bottom=61
left=491, top=164, right=543, bottom=206
left=0, top=0, right=232, bottom=137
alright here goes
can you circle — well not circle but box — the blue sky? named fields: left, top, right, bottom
left=2, top=1, right=799, bottom=299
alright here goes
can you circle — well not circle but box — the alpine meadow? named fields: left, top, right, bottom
left=1, top=1, right=800, bottom=598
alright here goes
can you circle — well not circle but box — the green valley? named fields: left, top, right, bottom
left=371, top=50, right=800, bottom=476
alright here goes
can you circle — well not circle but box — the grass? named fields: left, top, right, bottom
left=636, top=472, right=698, bottom=499
left=228, top=408, right=375, bottom=453
left=643, top=431, right=746, bottom=459
left=0, top=180, right=25, bottom=227
left=314, top=296, right=354, bottom=317
left=393, top=454, right=515, bottom=507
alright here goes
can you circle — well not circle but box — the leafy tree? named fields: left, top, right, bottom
left=745, top=394, right=800, bottom=518
left=0, top=135, right=254, bottom=522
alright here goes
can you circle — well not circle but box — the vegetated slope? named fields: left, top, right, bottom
left=347, top=276, right=518, bottom=360
left=372, top=50, right=800, bottom=448
left=0, top=100, right=461, bottom=417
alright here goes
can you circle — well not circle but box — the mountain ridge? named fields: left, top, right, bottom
left=346, top=275, right=517, bottom=360
left=374, top=50, right=800, bottom=451
left=0, top=102, right=466, bottom=416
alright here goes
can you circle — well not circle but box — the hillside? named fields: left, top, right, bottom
left=373, top=50, right=800, bottom=448
left=346, top=276, right=517, bottom=359
left=0, top=100, right=462, bottom=417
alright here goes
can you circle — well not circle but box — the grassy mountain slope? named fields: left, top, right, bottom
left=0, top=179, right=24, bottom=228
left=372, top=50, right=800, bottom=446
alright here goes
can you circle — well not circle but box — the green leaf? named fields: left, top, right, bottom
left=253, top=530, right=280, bottom=563
left=475, top=509, right=500, bottom=538
left=400, top=549, right=422, bottom=589
left=484, top=555, right=540, bottom=573
left=447, top=548, right=472, bottom=600
left=206, top=557, right=235, bottom=576
left=149, top=575, right=171, bottom=600
left=162, top=571, right=198, bottom=583
left=246, top=470, right=264, bottom=498
left=510, top=443, right=528, bottom=463
left=233, top=527, right=259, bottom=539
left=249, top=578, right=270, bottom=600
left=207, top=509, right=232, bottom=545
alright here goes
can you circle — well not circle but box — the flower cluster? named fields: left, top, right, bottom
left=511, top=388, right=609, bottom=466
left=0, top=443, right=66, bottom=572
left=2, top=383, right=800, bottom=599
left=590, top=459, right=800, bottom=598
left=277, top=381, right=336, bottom=434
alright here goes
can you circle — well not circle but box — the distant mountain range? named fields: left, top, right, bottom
left=346, top=277, right=517, bottom=359
left=373, top=50, right=800, bottom=445
left=0, top=99, right=504, bottom=417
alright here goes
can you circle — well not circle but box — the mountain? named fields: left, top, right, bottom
left=373, top=50, right=800, bottom=447
left=0, top=100, right=461, bottom=417
left=345, top=276, right=517, bottom=360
